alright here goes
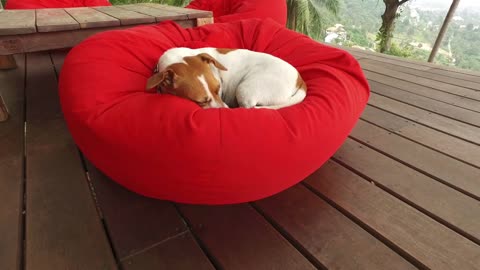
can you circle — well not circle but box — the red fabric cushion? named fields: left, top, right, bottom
left=5, top=0, right=110, bottom=9
left=186, top=0, right=287, bottom=26
left=59, top=19, right=369, bottom=204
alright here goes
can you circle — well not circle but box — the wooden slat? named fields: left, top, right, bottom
left=178, top=204, right=316, bottom=270
left=351, top=120, right=480, bottom=198
left=118, top=4, right=189, bottom=21
left=86, top=164, right=188, bottom=260
left=36, top=9, right=80, bottom=32
left=25, top=52, right=117, bottom=270
left=349, top=50, right=431, bottom=71
left=335, top=139, right=480, bottom=242
left=361, top=61, right=480, bottom=100
left=305, top=160, right=480, bottom=270
left=0, top=26, right=137, bottom=55
left=369, top=94, right=480, bottom=145
left=361, top=58, right=480, bottom=90
left=0, top=10, right=36, bottom=35
left=255, top=185, right=416, bottom=269
left=429, top=67, right=480, bottom=84
left=94, top=6, right=155, bottom=26
left=0, top=54, right=25, bottom=270
left=123, top=233, right=215, bottom=270
left=141, top=3, right=212, bottom=19
left=50, top=49, right=69, bottom=74
left=364, top=70, right=480, bottom=113
left=362, top=106, right=480, bottom=168
left=0, top=18, right=195, bottom=56
left=65, top=7, right=120, bottom=29
left=345, top=46, right=480, bottom=77
left=369, top=81, right=480, bottom=127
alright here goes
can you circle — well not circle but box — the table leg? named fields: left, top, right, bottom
left=196, top=17, right=214, bottom=26
left=0, top=55, right=17, bottom=70
left=0, top=94, right=8, bottom=122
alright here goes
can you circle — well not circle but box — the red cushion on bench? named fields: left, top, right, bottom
left=186, top=0, right=287, bottom=25
left=59, top=19, right=369, bottom=204
left=5, top=0, right=111, bottom=9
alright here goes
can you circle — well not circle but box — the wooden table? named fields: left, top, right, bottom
left=0, top=3, right=212, bottom=121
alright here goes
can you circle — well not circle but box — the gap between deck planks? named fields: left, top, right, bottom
left=24, top=52, right=116, bottom=269
left=360, top=61, right=480, bottom=101
left=305, top=160, right=480, bottom=270
left=368, top=94, right=480, bottom=145
left=359, top=58, right=480, bottom=90
left=363, top=70, right=480, bottom=113
left=0, top=54, right=25, bottom=270
left=345, top=46, right=480, bottom=81
left=335, top=138, right=480, bottom=244
left=367, top=80, right=480, bottom=126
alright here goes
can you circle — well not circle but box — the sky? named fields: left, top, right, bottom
left=410, top=0, right=480, bottom=10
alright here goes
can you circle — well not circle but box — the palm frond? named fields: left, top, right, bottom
left=287, top=0, right=340, bottom=39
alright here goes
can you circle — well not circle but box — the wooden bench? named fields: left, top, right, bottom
left=0, top=3, right=213, bottom=122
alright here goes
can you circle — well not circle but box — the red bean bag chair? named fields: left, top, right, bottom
left=186, top=0, right=287, bottom=26
left=5, top=0, right=110, bottom=9
left=59, top=19, right=369, bottom=204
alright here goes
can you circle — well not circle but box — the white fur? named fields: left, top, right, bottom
left=158, top=47, right=306, bottom=109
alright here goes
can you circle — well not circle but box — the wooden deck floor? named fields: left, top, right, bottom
left=1, top=47, right=480, bottom=270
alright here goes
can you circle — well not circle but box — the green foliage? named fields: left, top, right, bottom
left=286, top=0, right=340, bottom=40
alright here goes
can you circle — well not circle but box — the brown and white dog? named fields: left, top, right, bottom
left=147, top=47, right=307, bottom=109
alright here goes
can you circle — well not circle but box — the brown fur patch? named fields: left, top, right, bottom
left=216, top=48, right=237, bottom=54
left=296, top=73, right=307, bottom=91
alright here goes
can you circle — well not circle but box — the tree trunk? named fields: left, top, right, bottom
left=287, top=3, right=297, bottom=31
left=379, top=1, right=400, bottom=53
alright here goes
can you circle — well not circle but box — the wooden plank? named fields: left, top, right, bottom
left=141, top=3, right=212, bottom=19
left=362, top=106, right=480, bottom=168
left=369, top=81, right=480, bottom=127
left=255, top=185, right=416, bottom=270
left=364, top=70, right=480, bottom=113
left=351, top=120, right=480, bottom=198
left=25, top=52, right=117, bottom=270
left=429, top=67, right=480, bottom=84
left=65, top=7, right=120, bottom=29
left=0, top=55, right=17, bottom=70
left=345, top=46, right=480, bottom=77
left=0, top=94, right=8, bottom=121
left=178, top=204, right=316, bottom=270
left=0, top=10, right=36, bottom=35
left=123, top=232, right=215, bottom=270
left=0, top=26, right=142, bottom=55
left=86, top=163, right=188, bottom=260
left=93, top=6, right=155, bottom=26
left=118, top=4, right=189, bottom=21
left=349, top=50, right=431, bottom=71
left=305, top=160, right=480, bottom=270
left=335, top=139, right=480, bottom=242
left=361, top=58, right=480, bottom=90
left=36, top=9, right=80, bottom=32
left=369, top=93, right=480, bottom=145
left=50, top=49, right=69, bottom=74
left=0, top=54, right=25, bottom=270
left=361, top=61, right=480, bottom=100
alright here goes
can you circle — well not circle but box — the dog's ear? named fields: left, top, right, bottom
left=197, top=53, right=228, bottom=71
left=146, top=69, right=176, bottom=90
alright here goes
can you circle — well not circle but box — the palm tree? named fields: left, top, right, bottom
left=286, top=0, right=340, bottom=39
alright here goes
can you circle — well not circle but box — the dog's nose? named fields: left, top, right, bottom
left=207, top=100, right=229, bottom=109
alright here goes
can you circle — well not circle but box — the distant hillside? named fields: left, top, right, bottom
left=322, top=0, right=480, bottom=71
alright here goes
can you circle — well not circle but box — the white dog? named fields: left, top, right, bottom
left=147, top=47, right=307, bottom=109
